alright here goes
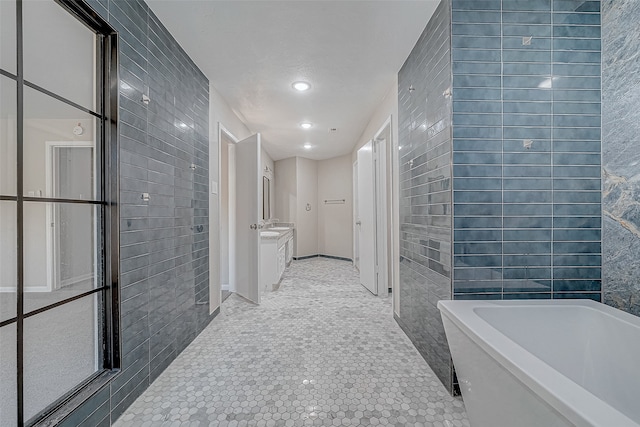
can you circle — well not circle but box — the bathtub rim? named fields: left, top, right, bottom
left=438, top=299, right=640, bottom=427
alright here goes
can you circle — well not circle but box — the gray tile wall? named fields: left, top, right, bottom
left=452, top=0, right=602, bottom=302
left=602, top=0, right=640, bottom=315
left=397, top=0, right=602, bottom=394
left=56, top=1, right=213, bottom=425
left=397, top=0, right=454, bottom=393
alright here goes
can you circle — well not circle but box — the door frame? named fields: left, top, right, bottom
left=372, top=115, right=392, bottom=298
left=352, top=160, right=359, bottom=271
left=216, top=123, right=239, bottom=308
left=45, top=141, right=96, bottom=293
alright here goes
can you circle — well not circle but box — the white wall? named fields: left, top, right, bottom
left=318, top=154, right=353, bottom=259
left=295, top=157, right=318, bottom=258
left=209, top=85, right=252, bottom=312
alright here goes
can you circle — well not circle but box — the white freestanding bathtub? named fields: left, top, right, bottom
left=438, top=299, right=640, bottom=427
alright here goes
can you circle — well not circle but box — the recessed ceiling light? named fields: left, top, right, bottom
left=292, top=81, right=311, bottom=92
left=304, top=143, right=312, bottom=150
left=300, top=122, right=313, bottom=129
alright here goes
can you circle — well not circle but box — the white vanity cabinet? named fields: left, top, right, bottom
left=260, top=227, right=294, bottom=292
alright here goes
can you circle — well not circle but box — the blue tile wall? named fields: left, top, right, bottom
left=397, top=0, right=454, bottom=393
left=451, top=0, right=601, bottom=300
left=601, top=1, right=640, bottom=315
left=55, top=1, right=213, bottom=425
left=398, top=0, right=601, bottom=395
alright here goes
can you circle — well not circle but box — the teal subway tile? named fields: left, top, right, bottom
left=452, top=36, right=501, bottom=49
left=553, top=179, right=601, bottom=191
left=553, top=102, right=600, bottom=114
left=454, top=281, right=503, bottom=294
left=552, top=76, right=600, bottom=89
left=504, top=241, right=551, bottom=254
left=553, top=152, right=600, bottom=165
left=453, top=49, right=502, bottom=62
left=553, top=267, right=601, bottom=280
left=554, top=12, right=600, bottom=24
left=503, top=24, right=552, bottom=37
left=454, top=190, right=502, bottom=203
left=452, top=0, right=501, bottom=10
left=454, top=113, right=502, bottom=126
left=452, top=23, right=502, bottom=36
left=553, top=38, right=601, bottom=51
left=503, top=292, right=551, bottom=300
left=554, top=241, right=601, bottom=254
left=503, top=178, right=552, bottom=190
left=553, top=114, right=601, bottom=128
left=502, top=36, right=551, bottom=50
left=553, top=292, right=601, bottom=302
left=504, top=165, right=551, bottom=177
left=453, top=139, right=503, bottom=151
left=452, top=10, right=501, bottom=23
left=504, top=254, right=551, bottom=267
left=504, top=88, right=552, bottom=101
left=553, top=1, right=600, bottom=12
left=503, top=127, right=552, bottom=140
left=553, top=63, right=601, bottom=76
left=453, top=62, right=502, bottom=75
left=454, top=242, right=503, bottom=255
left=553, top=165, right=601, bottom=178
left=503, top=152, right=551, bottom=165
left=553, top=228, right=601, bottom=241
left=554, top=191, right=601, bottom=203
left=553, top=141, right=601, bottom=152
left=453, top=164, right=502, bottom=178
left=553, top=216, right=601, bottom=228
left=553, top=25, right=601, bottom=39
left=503, top=113, right=552, bottom=127
left=454, top=177, right=502, bottom=190
left=503, top=190, right=552, bottom=203
left=504, top=229, right=552, bottom=241
left=554, top=203, right=601, bottom=216
left=503, top=203, right=552, bottom=216
left=553, top=127, right=600, bottom=140
left=553, top=50, right=601, bottom=63
left=454, top=216, right=503, bottom=229
left=503, top=0, right=550, bottom=11
left=453, top=126, right=503, bottom=139
left=454, top=203, right=503, bottom=216
left=453, top=151, right=502, bottom=164
left=552, top=89, right=600, bottom=101
left=553, top=279, right=601, bottom=291
left=503, top=139, right=552, bottom=152
left=502, top=62, right=552, bottom=75
left=502, top=11, right=551, bottom=24
left=503, top=216, right=552, bottom=228
left=502, top=50, right=552, bottom=63
left=503, top=101, right=552, bottom=114
left=453, top=100, right=502, bottom=113
left=454, top=255, right=502, bottom=267
left=454, top=229, right=502, bottom=242
left=503, top=267, right=551, bottom=280
left=553, top=255, right=602, bottom=267
left=454, top=88, right=502, bottom=100
left=454, top=75, right=502, bottom=88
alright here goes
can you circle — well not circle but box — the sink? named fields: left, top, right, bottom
left=260, top=231, right=280, bottom=237
left=269, top=227, right=290, bottom=231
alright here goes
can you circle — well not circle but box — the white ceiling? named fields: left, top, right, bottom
left=146, top=1, right=439, bottom=161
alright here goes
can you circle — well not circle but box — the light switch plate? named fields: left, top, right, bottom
left=211, top=181, right=218, bottom=194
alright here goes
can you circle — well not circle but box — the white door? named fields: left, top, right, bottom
left=234, top=133, right=261, bottom=303
left=353, top=161, right=360, bottom=271
left=357, top=141, right=376, bottom=295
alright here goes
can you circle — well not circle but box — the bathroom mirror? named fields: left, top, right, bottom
left=263, top=176, right=270, bottom=220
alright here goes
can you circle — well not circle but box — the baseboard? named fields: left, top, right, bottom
left=292, top=254, right=353, bottom=262
left=221, top=284, right=230, bottom=291
left=293, top=254, right=320, bottom=260
left=319, top=254, right=352, bottom=262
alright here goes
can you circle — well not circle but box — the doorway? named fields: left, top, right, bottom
left=45, top=142, right=95, bottom=293
left=354, top=116, right=392, bottom=296
left=219, top=125, right=238, bottom=303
